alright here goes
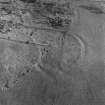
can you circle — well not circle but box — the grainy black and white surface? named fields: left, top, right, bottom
left=0, top=0, right=104, bottom=105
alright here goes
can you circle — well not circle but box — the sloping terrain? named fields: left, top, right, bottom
left=0, top=0, right=104, bottom=105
